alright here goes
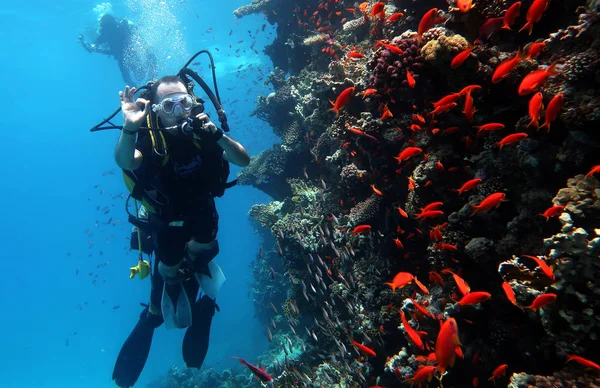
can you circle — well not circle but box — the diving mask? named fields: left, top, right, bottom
left=152, top=93, right=194, bottom=116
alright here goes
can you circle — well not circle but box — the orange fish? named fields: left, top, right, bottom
left=463, top=91, right=476, bottom=123
left=474, top=123, right=505, bottom=133
left=518, top=62, right=559, bottom=95
left=470, top=192, right=506, bottom=216
left=565, top=355, right=600, bottom=370
left=418, top=8, right=439, bottom=40
left=404, top=365, right=437, bottom=386
left=454, top=178, right=482, bottom=195
left=525, top=41, right=546, bottom=59
left=459, top=84, right=482, bottom=96
left=455, top=0, right=475, bottom=13
left=347, top=51, right=365, bottom=58
left=585, top=165, right=600, bottom=178
left=432, top=93, right=461, bottom=108
left=351, top=339, right=377, bottom=357
left=381, top=103, right=393, bottom=120
left=502, top=2, right=521, bottom=30
left=414, top=277, right=429, bottom=294
left=478, top=17, right=505, bottom=42
left=501, top=281, right=522, bottom=310
left=539, top=93, right=563, bottom=132
left=435, top=318, right=461, bottom=374
left=415, top=210, right=444, bottom=219
left=408, top=176, right=416, bottom=191
left=429, top=271, right=443, bottom=286
left=410, top=298, right=435, bottom=319
left=451, top=46, right=475, bottom=68
left=352, top=224, right=372, bottom=234
left=406, top=69, right=416, bottom=88
left=492, top=49, right=525, bottom=83
left=538, top=205, right=564, bottom=221
left=346, top=124, right=379, bottom=142
left=361, top=88, right=378, bottom=98
left=527, top=92, right=544, bottom=129
left=489, top=364, right=508, bottom=382
left=443, top=270, right=471, bottom=296
left=519, top=0, right=550, bottom=35
left=497, top=132, right=528, bottom=150
left=370, top=1, right=385, bottom=17
left=394, top=237, right=404, bottom=250
left=385, top=272, right=414, bottom=292
left=394, top=147, right=422, bottom=163
left=430, top=102, right=458, bottom=118
left=422, top=202, right=443, bottom=212
left=458, top=291, right=491, bottom=306
left=371, top=184, right=383, bottom=196
left=521, top=254, right=555, bottom=280
left=387, top=12, right=404, bottom=22
left=329, top=87, right=355, bottom=115
left=525, top=293, right=557, bottom=311
left=397, top=206, right=408, bottom=218
left=400, top=309, right=424, bottom=349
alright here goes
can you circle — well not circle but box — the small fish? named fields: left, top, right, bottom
left=351, top=339, right=377, bottom=356
left=393, top=147, right=422, bottom=163
left=352, top=225, right=371, bottom=234
left=406, top=69, right=416, bottom=88
left=415, top=210, right=444, bottom=219
left=497, top=133, right=528, bottom=151
left=502, top=2, right=521, bottom=30
left=381, top=103, right=393, bottom=120
left=525, top=41, right=546, bottom=59
left=454, top=178, right=482, bottom=195
left=565, top=354, right=600, bottom=370
left=266, top=326, right=273, bottom=341
left=538, top=205, right=564, bottom=221
left=435, top=318, right=461, bottom=374
left=417, top=8, right=439, bottom=40
left=422, top=202, right=443, bottom=212
left=585, top=165, right=600, bottom=178
left=387, top=12, right=404, bottom=22
left=404, top=365, right=437, bottom=386
left=269, top=266, right=275, bottom=280
left=463, top=91, right=476, bottom=123
left=521, top=254, right=555, bottom=280
left=400, top=310, right=424, bottom=350
left=329, top=87, right=355, bottom=115
left=489, top=364, right=509, bottom=382
left=269, top=302, right=279, bottom=315
left=519, top=0, right=550, bottom=35
left=458, top=291, right=491, bottom=306
left=518, top=62, right=559, bottom=95
left=525, top=293, right=557, bottom=311
left=455, top=0, right=475, bottom=13
left=477, top=17, right=505, bottom=42
left=347, top=51, right=365, bottom=58
left=396, top=206, right=408, bottom=218
left=414, top=277, right=429, bottom=294
left=527, top=92, right=544, bottom=129
left=371, top=184, right=383, bottom=196
left=502, top=281, right=522, bottom=310
left=492, top=49, right=526, bottom=83
left=394, top=237, right=404, bottom=250
left=539, top=93, right=563, bottom=132
left=442, top=270, right=470, bottom=296
left=231, top=357, right=274, bottom=385
left=432, top=93, right=461, bottom=107
left=470, top=192, right=507, bottom=216
left=451, top=46, right=475, bottom=68
left=385, top=272, right=414, bottom=292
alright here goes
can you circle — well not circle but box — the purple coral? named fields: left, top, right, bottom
left=368, top=37, right=422, bottom=91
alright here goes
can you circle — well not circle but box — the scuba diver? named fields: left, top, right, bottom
left=110, top=72, right=250, bottom=387
left=78, top=14, right=157, bottom=85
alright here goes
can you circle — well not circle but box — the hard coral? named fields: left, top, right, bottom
left=368, top=36, right=422, bottom=91
left=349, top=194, right=381, bottom=225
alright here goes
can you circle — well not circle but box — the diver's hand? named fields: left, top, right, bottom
left=120, top=86, right=150, bottom=132
left=194, top=113, right=217, bottom=135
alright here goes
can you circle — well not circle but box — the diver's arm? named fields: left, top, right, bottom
left=219, top=135, right=251, bottom=167
left=115, top=133, right=143, bottom=170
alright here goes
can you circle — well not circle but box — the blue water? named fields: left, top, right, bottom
left=0, top=1, right=277, bottom=386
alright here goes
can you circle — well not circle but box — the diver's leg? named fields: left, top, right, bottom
left=118, top=59, right=135, bottom=86
left=112, top=275, right=163, bottom=388
left=182, top=294, right=218, bottom=369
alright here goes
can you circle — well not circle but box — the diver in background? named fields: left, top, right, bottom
left=78, top=14, right=157, bottom=85
left=111, top=76, right=250, bottom=387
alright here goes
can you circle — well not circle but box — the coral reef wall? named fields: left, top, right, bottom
left=233, top=0, right=600, bottom=386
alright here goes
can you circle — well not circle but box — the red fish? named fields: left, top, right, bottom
left=525, top=293, right=557, bottom=311
left=394, top=237, right=404, bottom=250
left=565, top=355, right=600, bottom=370
left=430, top=102, right=458, bottom=117
left=474, top=123, right=505, bottom=133
left=502, top=2, right=521, bottom=30
left=432, top=93, right=461, bottom=107
left=231, top=357, right=274, bottom=385
left=397, top=206, right=408, bottom=218
left=329, top=86, right=355, bottom=115
left=539, top=93, right=563, bottom=132
left=394, top=147, right=422, bottom=163
left=410, top=298, right=435, bottom=319
left=400, top=310, right=424, bottom=349
left=351, top=339, right=377, bottom=356
left=418, top=8, right=439, bottom=40
left=443, top=270, right=470, bottom=296
left=463, top=91, right=476, bottom=123
left=455, top=0, right=475, bottom=13
left=347, top=51, right=365, bottom=58
left=478, top=17, right=505, bottom=42
left=422, top=202, right=443, bottom=212
left=454, top=178, right=482, bottom=195
left=381, top=103, right=393, bottom=120
left=346, top=124, right=379, bottom=142
left=518, top=62, right=559, bottom=95
left=451, top=46, right=475, bottom=69
left=489, top=364, right=508, bottom=382
left=492, top=49, right=525, bottom=83
left=497, top=132, right=528, bottom=150
left=435, top=318, right=461, bottom=374
left=406, top=69, right=416, bottom=88
left=404, top=365, right=437, bottom=386
left=519, top=0, right=550, bottom=35
left=502, top=281, right=522, bottom=310
left=586, top=165, right=600, bottom=178
left=352, top=224, right=372, bottom=234
left=470, top=192, right=506, bottom=216
left=521, top=254, right=555, bottom=280
left=459, top=84, right=482, bottom=96
left=525, top=41, right=546, bottom=59
left=538, top=205, right=564, bottom=221
left=387, top=12, right=404, bottom=22
left=385, top=272, right=414, bottom=292
left=414, top=277, right=429, bottom=294
left=527, top=92, right=544, bottom=129
left=458, top=291, right=491, bottom=306
left=370, top=1, right=385, bottom=17
left=415, top=210, right=444, bottom=219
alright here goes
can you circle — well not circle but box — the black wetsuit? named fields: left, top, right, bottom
left=80, top=14, right=157, bottom=85
left=113, top=130, right=225, bottom=388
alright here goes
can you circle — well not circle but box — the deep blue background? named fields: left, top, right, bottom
left=0, top=1, right=277, bottom=386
